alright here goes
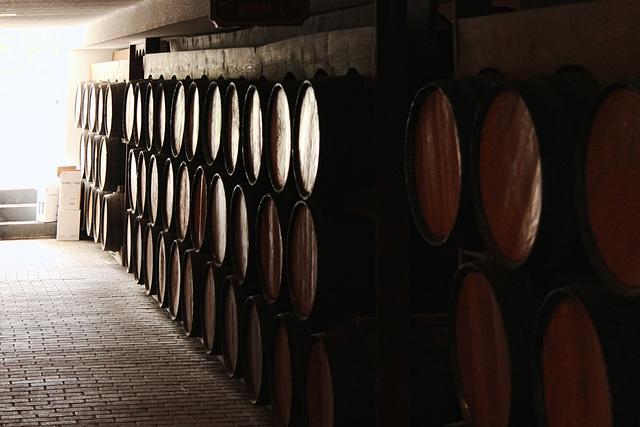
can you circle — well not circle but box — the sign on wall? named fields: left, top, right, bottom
left=210, top=0, right=309, bottom=27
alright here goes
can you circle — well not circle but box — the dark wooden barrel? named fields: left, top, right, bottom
left=105, top=82, right=125, bottom=139
left=85, top=184, right=96, bottom=238
left=86, top=134, right=100, bottom=185
left=148, top=153, right=169, bottom=227
left=189, top=165, right=215, bottom=252
left=269, top=312, right=312, bottom=427
left=79, top=131, right=88, bottom=180
left=171, top=78, right=191, bottom=159
left=93, top=189, right=109, bottom=245
left=143, top=79, right=164, bottom=152
left=87, top=82, right=102, bottom=133
left=143, top=221, right=163, bottom=296
left=256, top=192, right=295, bottom=306
left=286, top=199, right=375, bottom=328
left=292, top=71, right=373, bottom=204
left=156, top=230, right=177, bottom=309
left=201, top=260, right=228, bottom=356
left=185, top=76, right=210, bottom=163
left=202, top=79, right=226, bottom=166
left=122, top=81, right=137, bottom=144
left=305, top=321, right=459, bottom=427
left=97, top=136, right=126, bottom=192
left=175, top=161, right=197, bottom=242
left=101, top=189, right=125, bottom=252
left=223, top=80, right=251, bottom=177
left=576, top=79, right=640, bottom=297
left=450, top=261, right=540, bottom=427
left=181, top=248, right=211, bottom=338
left=242, top=82, right=274, bottom=188
left=124, top=208, right=136, bottom=274
left=161, top=156, right=179, bottom=232
left=266, top=80, right=302, bottom=193
left=229, top=183, right=263, bottom=285
left=470, top=70, right=599, bottom=272
left=80, top=179, right=90, bottom=233
left=136, top=150, right=153, bottom=216
left=74, top=81, right=85, bottom=129
left=154, top=77, right=179, bottom=154
left=533, top=281, right=640, bottom=427
left=405, top=74, right=501, bottom=250
left=221, top=275, right=260, bottom=378
left=208, top=173, right=231, bottom=267
left=134, top=79, right=152, bottom=148
left=133, top=215, right=149, bottom=285
left=126, top=148, right=143, bottom=211
left=241, top=294, right=284, bottom=405
left=81, top=82, right=92, bottom=131
left=168, top=238, right=192, bottom=321
left=96, top=83, right=107, bottom=136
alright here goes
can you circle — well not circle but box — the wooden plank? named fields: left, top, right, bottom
left=456, top=0, right=640, bottom=83
left=90, top=59, right=129, bottom=82
left=144, top=27, right=374, bottom=81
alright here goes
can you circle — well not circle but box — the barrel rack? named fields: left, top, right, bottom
left=82, top=0, right=640, bottom=425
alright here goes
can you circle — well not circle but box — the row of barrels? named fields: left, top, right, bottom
left=405, top=67, right=640, bottom=426
left=75, top=68, right=460, bottom=426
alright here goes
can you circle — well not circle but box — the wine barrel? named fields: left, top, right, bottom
left=533, top=281, right=640, bottom=427
left=223, top=79, right=251, bottom=177
left=241, top=294, right=285, bottom=405
left=143, top=221, right=163, bottom=296
left=86, top=184, right=97, bottom=238
left=202, top=79, right=228, bottom=166
left=134, top=79, right=153, bottom=148
left=86, top=133, right=101, bottom=185
left=174, top=161, right=198, bottom=242
left=470, top=69, right=599, bottom=272
left=81, top=82, right=92, bottom=131
left=201, top=260, right=229, bottom=356
left=229, top=183, right=262, bottom=285
left=79, top=131, right=88, bottom=180
left=266, top=80, right=302, bottom=193
left=126, top=148, right=143, bottom=211
left=450, top=261, right=540, bottom=427
left=286, top=199, right=375, bottom=328
left=160, top=156, right=180, bottom=232
left=189, top=165, right=215, bottom=252
left=133, top=215, right=149, bottom=284
left=148, top=153, right=169, bottom=227
left=269, top=312, right=312, bottom=427
left=74, top=81, right=85, bottom=129
left=170, top=78, right=191, bottom=159
left=87, top=82, right=103, bottom=133
left=154, top=77, right=179, bottom=154
left=101, top=189, right=125, bottom=252
left=156, top=230, right=177, bottom=309
left=168, top=238, right=192, bottom=321
left=305, top=324, right=459, bottom=427
left=143, top=79, right=164, bottom=152
left=292, top=71, right=374, bottom=204
left=208, top=173, right=231, bottom=267
left=97, top=136, right=126, bottom=192
left=136, top=150, right=153, bottom=216
left=181, top=248, right=211, bottom=338
left=93, top=189, right=109, bottom=245
left=242, top=81, right=273, bottom=189
left=122, top=80, right=137, bottom=144
left=256, top=192, right=295, bottom=306
left=105, top=82, right=125, bottom=139
left=405, top=73, right=501, bottom=250
left=96, top=83, right=107, bottom=136
left=576, top=79, right=640, bottom=297
left=221, top=275, right=259, bottom=378
left=124, top=208, right=136, bottom=274
left=80, top=179, right=90, bottom=234
left=185, top=76, right=210, bottom=163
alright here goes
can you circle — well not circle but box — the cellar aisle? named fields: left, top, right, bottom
left=0, top=239, right=273, bottom=426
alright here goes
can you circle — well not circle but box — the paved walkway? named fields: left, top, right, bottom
left=0, top=239, right=273, bottom=426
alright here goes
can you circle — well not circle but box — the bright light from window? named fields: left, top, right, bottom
left=0, top=26, right=82, bottom=191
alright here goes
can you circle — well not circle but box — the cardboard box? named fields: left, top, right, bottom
left=36, top=183, right=60, bottom=223
left=58, top=170, right=83, bottom=210
left=56, top=209, right=81, bottom=241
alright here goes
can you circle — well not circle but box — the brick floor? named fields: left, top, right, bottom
left=0, top=239, right=273, bottom=426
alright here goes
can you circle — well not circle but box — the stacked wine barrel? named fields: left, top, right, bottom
left=75, top=70, right=461, bottom=426
left=406, top=68, right=640, bottom=426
